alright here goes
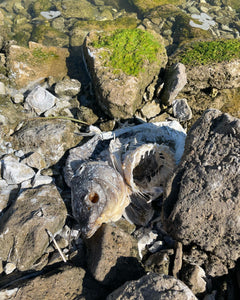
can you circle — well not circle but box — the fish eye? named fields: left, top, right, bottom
left=88, top=192, right=99, bottom=204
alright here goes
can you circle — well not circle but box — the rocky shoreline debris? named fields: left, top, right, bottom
left=0, top=0, right=240, bottom=299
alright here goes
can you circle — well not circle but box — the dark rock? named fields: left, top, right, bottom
left=85, top=223, right=145, bottom=287
left=172, top=98, right=192, bottom=121
left=106, top=273, right=197, bottom=300
left=163, top=109, right=240, bottom=274
left=161, top=63, right=187, bottom=106
left=0, top=265, right=109, bottom=300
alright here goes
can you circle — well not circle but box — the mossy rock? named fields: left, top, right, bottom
left=84, top=28, right=167, bottom=118
left=223, top=0, right=240, bottom=11
left=71, top=16, right=139, bottom=46
left=31, top=23, right=69, bottom=47
left=128, top=0, right=186, bottom=14
left=172, top=39, right=240, bottom=66
left=90, top=28, right=164, bottom=76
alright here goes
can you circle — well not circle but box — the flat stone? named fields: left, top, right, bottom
left=25, top=86, right=56, bottom=115
left=0, top=82, right=6, bottom=95
left=0, top=180, right=19, bottom=212
left=21, top=151, right=47, bottom=170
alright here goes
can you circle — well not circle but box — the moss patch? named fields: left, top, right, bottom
left=178, top=39, right=240, bottom=65
left=91, top=28, right=164, bottom=76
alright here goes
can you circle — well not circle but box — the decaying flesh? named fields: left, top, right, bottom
left=64, top=121, right=186, bottom=238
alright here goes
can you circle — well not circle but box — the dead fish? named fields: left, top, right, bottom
left=64, top=121, right=186, bottom=237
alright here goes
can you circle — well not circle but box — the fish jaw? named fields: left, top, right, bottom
left=71, top=161, right=130, bottom=238
left=122, top=143, right=176, bottom=199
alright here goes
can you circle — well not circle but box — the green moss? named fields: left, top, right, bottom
left=91, top=29, right=163, bottom=76
left=32, top=47, right=59, bottom=61
left=179, top=39, right=240, bottom=65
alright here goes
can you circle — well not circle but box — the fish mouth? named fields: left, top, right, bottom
left=123, top=143, right=175, bottom=199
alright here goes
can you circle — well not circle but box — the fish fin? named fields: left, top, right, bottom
left=109, top=137, right=124, bottom=176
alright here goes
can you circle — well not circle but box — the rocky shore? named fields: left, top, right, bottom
left=0, top=0, right=240, bottom=299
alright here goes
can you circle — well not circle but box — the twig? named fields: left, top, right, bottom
left=46, top=229, right=67, bottom=263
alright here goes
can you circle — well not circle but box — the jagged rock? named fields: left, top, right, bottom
left=54, top=78, right=81, bottom=97
left=141, top=101, right=161, bottom=119
left=7, top=42, right=69, bottom=89
left=84, top=29, right=167, bottom=118
left=144, top=250, right=172, bottom=275
left=1, top=265, right=109, bottom=300
left=0, top=184, right=67, bottom=271
left=163, top=109, right=240, bottom=274
left=24, top=86, right=56, bottom=115
left=181, top=263, right=207, bottom=295
left=161, top=63, right=187, bottom=106
left=85, top=223, right=145, bottom=287
left=12, top=119, right=83, bottom=168
left=107, top=273, right=197, bottom=300
left=172, top=99, right=192, bottom=121
left=2, top=155, right=35, bottom=184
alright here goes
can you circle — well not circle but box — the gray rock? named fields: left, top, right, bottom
left=85, top=223, right=144, bottom=287
left=21, top=151, right=47, bottom=170
left=54, top=78, right=81, bottom=97
left=0, top=180, right=19, bottom=212
left=163, top=109, right=240, bottom=273
left=107, top=273, right=197, bottom=300
left=172, top=99, right=192, bottom=121
left=12, top=119, right=83, bottom=168
left=1, top=265, right=108, bottom=300
left=2, top=155, right=35, bottom=184
left=161, top=63, right=187, bottom=106
left=0, top=184, right=67, bottom=271
left=25, top=86, right=56, bottom=115
left=181, top=263, right=207, bottom=295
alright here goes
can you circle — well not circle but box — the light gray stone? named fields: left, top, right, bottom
left=2, top=156, right=35, bottom=184
left=107, top=273, right=197, bottom=300
left=0, top=82, right=6, bottom=95
left=0, top=180, right=19, bottom=212
left=25, top=86, right=56, bottom=115
left=54, top=78, right=81, bottom=97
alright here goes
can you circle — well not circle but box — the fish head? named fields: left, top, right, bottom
left=70, top=162, right=129, bottom=238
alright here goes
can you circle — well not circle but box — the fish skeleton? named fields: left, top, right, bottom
left=64, top=121, right=186, bottom=238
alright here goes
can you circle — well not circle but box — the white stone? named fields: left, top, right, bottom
left=32, top=175, right=53, bottom=187
left=4, top=262, right=16, bottom=274
left=40, top=11, right=61, bottom=20
left=137, top=230, right=158, bottom=259
left=25, top=86, right=56, bottom=115
left=13, top=93, right=24, bottom=104
left=190, top=13, right=216, bottom=30
left=2, top=156, right=35, bottom=185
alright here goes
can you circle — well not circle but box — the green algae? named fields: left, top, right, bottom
left=178, top=39, right=240, bottom=65
left=17, top=47, right=59, bottom=66
left=91, top=28, right=163, bottom=76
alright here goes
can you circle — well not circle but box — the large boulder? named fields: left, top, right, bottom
left=163, top=109, right=240, bottom=273
left=84, top=28, right=167, bottom=118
